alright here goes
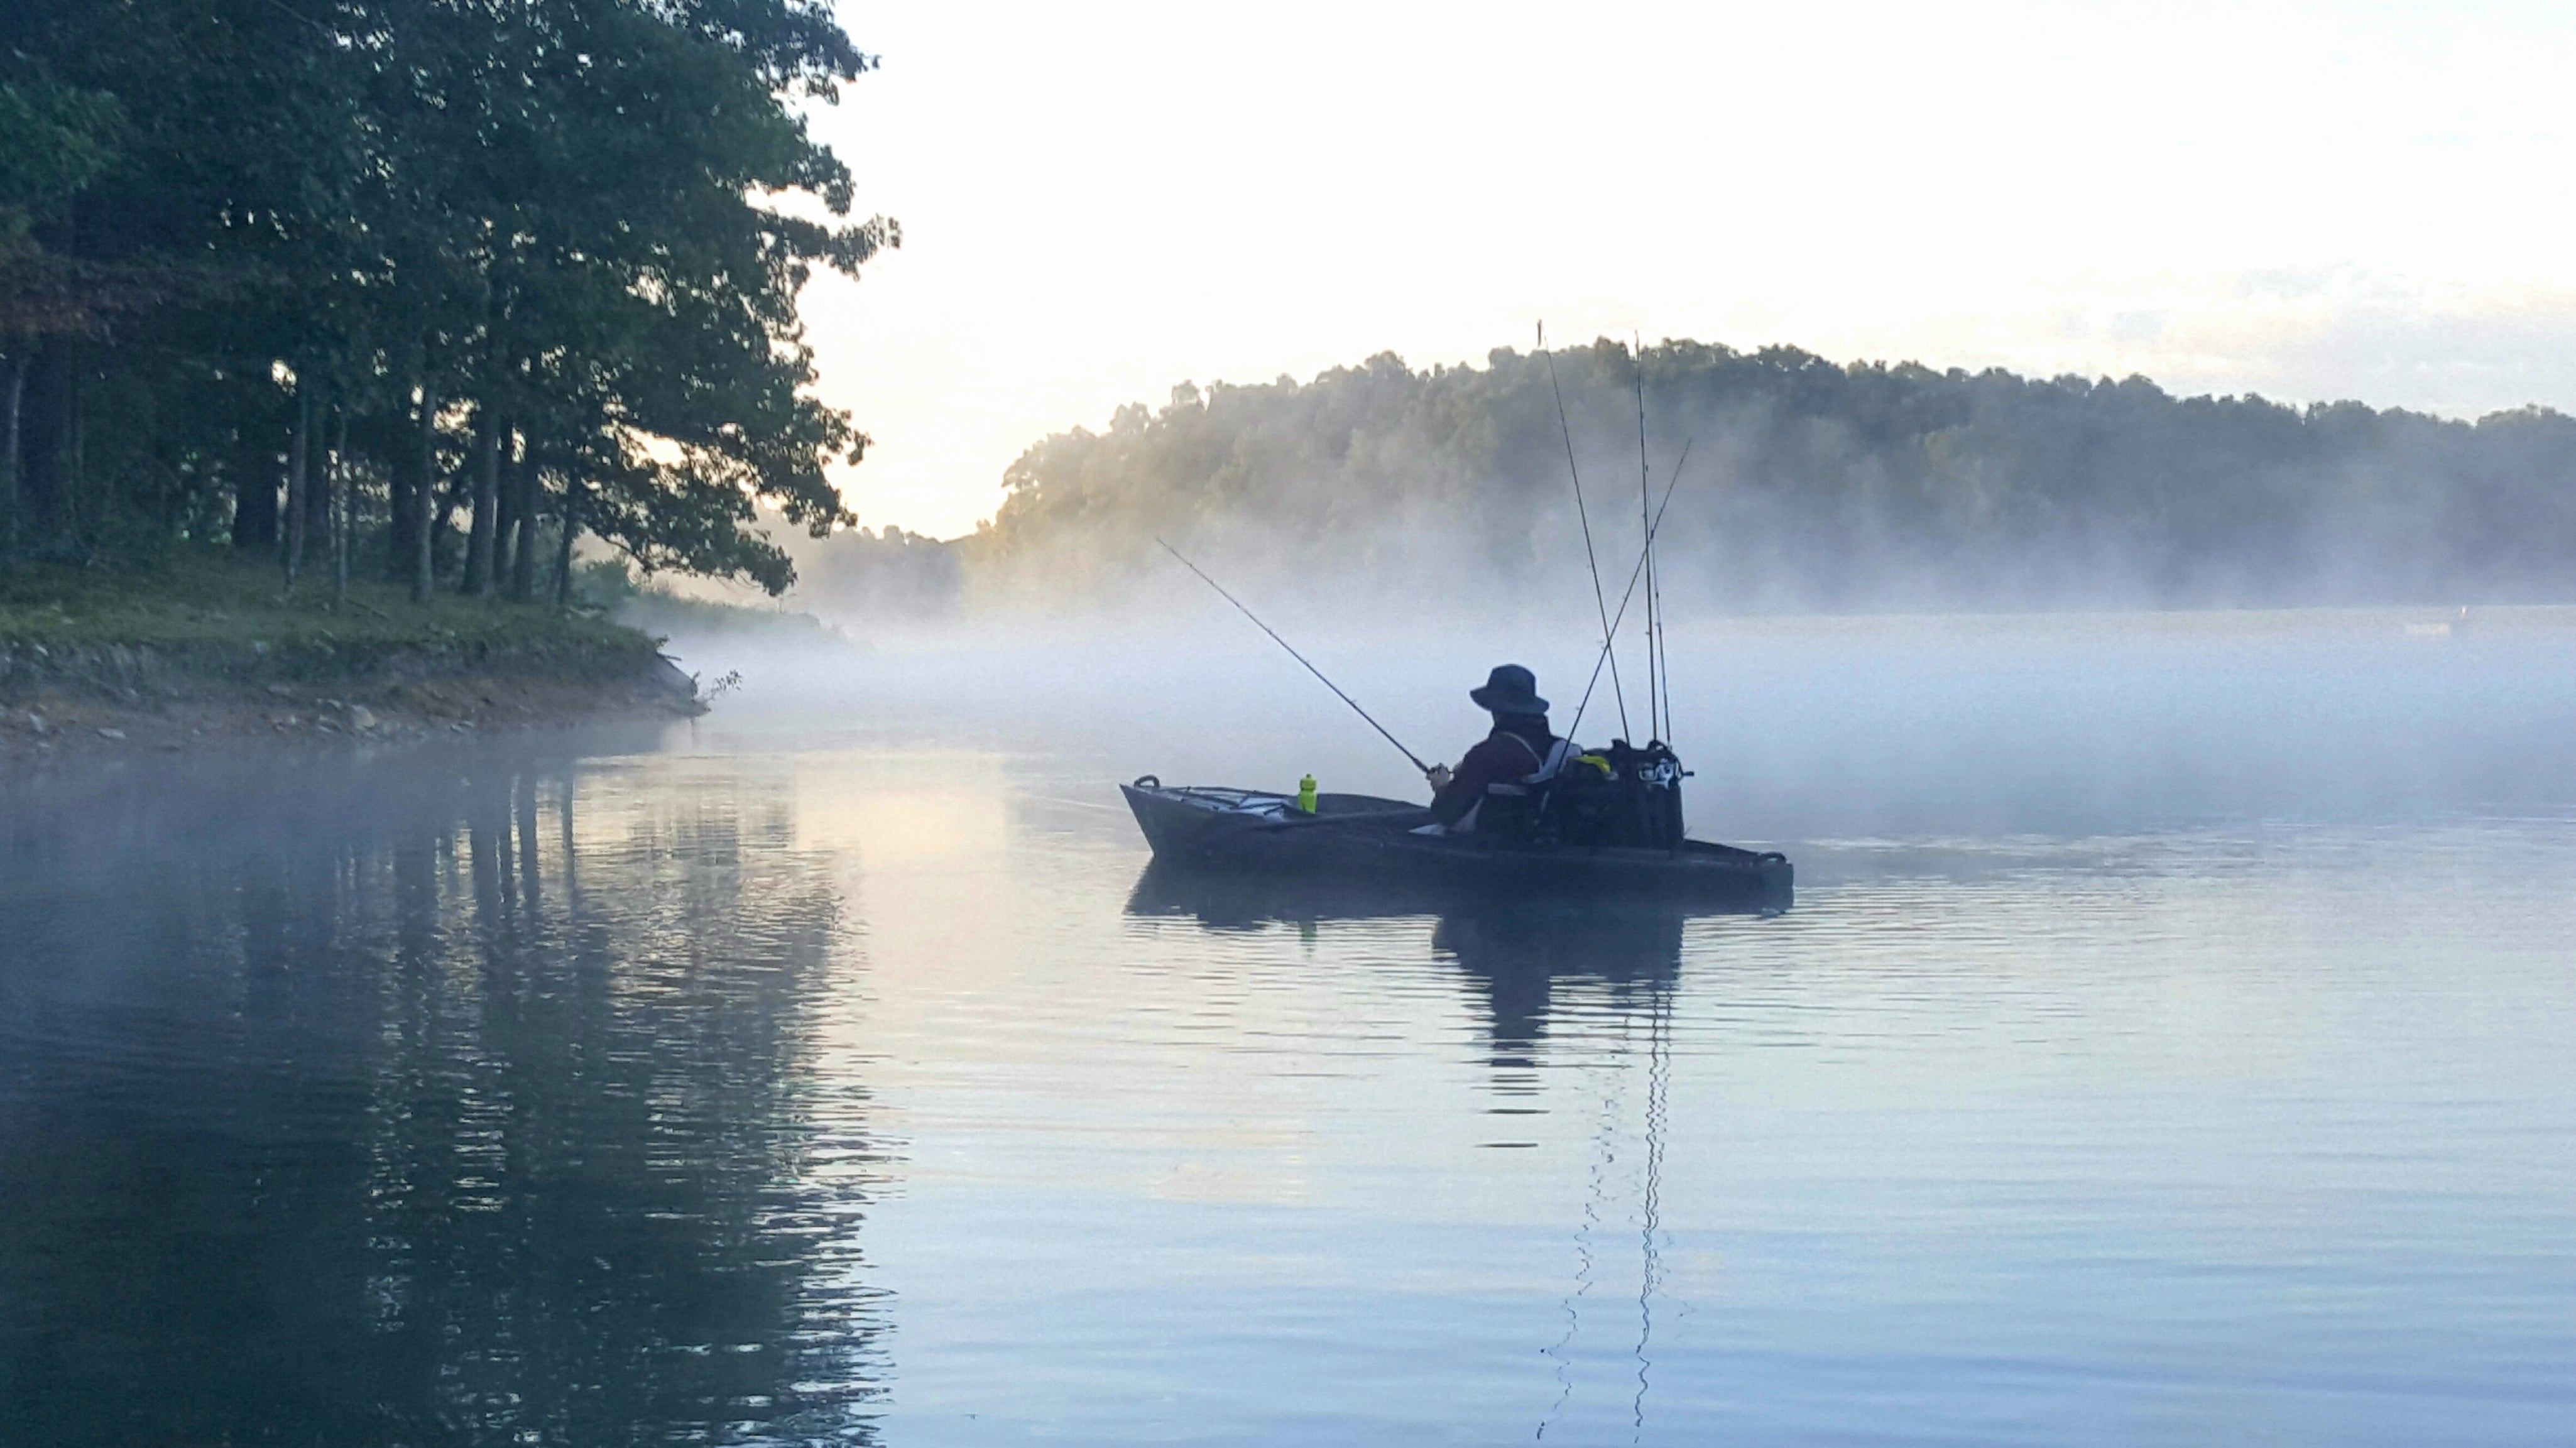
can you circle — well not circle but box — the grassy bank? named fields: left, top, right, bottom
left=0, top=549, right=697, bottom=754
left=0, top=548, right=648, bottom=653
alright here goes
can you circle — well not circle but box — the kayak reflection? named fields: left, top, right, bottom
left=1125, top=860, right=1712, bottom=1074
left=1125, top=859, right=1686, bottom=1437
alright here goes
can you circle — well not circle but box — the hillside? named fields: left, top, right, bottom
left=948, top=340, right=2576, bottom=611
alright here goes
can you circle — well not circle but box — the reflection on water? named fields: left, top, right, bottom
left=1110, top=855, right=1705, bottom=1442
left=7, top=714, right=2576, bottom=1445
left=1127, top=861, right=1692, bottom=1084
left=0, top=748, right=886, bottom=1446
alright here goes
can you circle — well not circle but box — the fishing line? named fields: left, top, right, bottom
left=1155, top=537, right=1434, bottom=776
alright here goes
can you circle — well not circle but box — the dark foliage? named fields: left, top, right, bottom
left=0, top=0, right=893, bottom=596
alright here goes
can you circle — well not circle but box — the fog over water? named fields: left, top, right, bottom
left=7, top=607, right=2576, bottom=1444
left=671, top=603, right=2576, bottom=840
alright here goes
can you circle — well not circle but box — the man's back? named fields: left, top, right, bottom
left=1429, top=714, right=1558, bottom=827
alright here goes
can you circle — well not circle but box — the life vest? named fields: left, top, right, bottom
left=1454, top=736, right=1573, bottom=835
left=1416, top=734, right=1567, bottom=836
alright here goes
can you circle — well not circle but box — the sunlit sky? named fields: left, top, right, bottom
left=800, top=0, right=2576, bottom=539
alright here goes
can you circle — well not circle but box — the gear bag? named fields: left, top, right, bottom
left=1492, top=739, right=1687, bottom=849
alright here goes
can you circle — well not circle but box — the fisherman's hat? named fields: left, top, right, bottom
left=1470, top=663, right=1548, bottom=714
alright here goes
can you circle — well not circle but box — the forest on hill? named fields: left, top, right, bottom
left=0, top=0, right=887, bottom=601
left=961, top=342, right=2576, bottom=611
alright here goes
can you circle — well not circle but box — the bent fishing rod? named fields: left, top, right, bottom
left=1155, top=537, right=1436, bottom=777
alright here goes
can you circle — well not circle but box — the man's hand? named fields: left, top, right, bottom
left=1425, top=763, right=1454, bottom=793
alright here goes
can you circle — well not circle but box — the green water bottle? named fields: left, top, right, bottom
left=1297, top=773, right=1318, bottom=814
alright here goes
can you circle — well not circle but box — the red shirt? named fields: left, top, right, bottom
left=1431, top=723, right=1553, bottom=825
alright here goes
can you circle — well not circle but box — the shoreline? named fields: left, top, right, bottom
left=2, top=555, right=706, bottom=763
left=1, top=639, right=704, bottom=761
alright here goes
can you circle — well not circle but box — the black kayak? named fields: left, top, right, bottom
left=1120, top=776, right=1793, bottom=913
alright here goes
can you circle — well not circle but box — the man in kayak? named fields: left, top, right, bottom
left=1422, top=664, right=1570, bottom=833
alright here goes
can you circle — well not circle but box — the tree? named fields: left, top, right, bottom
left=0, top=0, right=895, bottom=596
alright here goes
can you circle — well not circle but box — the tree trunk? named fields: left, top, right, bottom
left=463, top=408, right=500, bottom=596
left=284, top=386, right=309, bottom=593
left=332, top=407, right=351, bottom=606
left=412, top=380, right=439, bottom=605
left=494, top=429, right=521, bottom=589
left=553, top=473, right=580, bottom=608
left=16, top=339, right=68, bottom=548
left=434, top=468, right=471, bottom=587
left=2, top=351, right=23, bottom=554
left=508, top=437, right=539, bottom=600
left=231, top=418, right=279, bottom=552
left=64, top=351, right=84, bottom=551
left=303, top=405, right=333, bottom=561
left=388, top=384, right=420, bottom=576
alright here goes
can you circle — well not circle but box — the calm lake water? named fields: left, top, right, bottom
left=6, top=612, right=2576, bottom=1445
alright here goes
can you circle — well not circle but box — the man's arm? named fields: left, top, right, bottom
left=1429, top=738, right=1510, bottom=825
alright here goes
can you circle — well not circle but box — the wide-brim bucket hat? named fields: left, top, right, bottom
left=1469, top=663, right=1548, bottom=714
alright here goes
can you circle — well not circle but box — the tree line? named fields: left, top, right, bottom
left=0, top=0, right=890, bottom=602
left=966, top=341, right=2576, bottom=610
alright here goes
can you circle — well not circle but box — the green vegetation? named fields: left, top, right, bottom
left=0, top=548, right=646, bottom=654
left=969, top=342, right=2576, bottom=609
left=1, top=0, right=890, bottom=604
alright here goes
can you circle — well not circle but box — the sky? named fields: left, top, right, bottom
left=799, top=0, right=2576, bottom=540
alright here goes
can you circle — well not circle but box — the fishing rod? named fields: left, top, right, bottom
left=1632, top=336, right=1679, bottom=746
left=1635, top=339, right=1659, bottom=747
left=1541, top=322, right=1629, bottom=740
left=1571, top=441, right=1689, bottom=739
left=1568, top=437, right=1693, bottom=740
left=1155, top=537, right=1435, bottom=777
